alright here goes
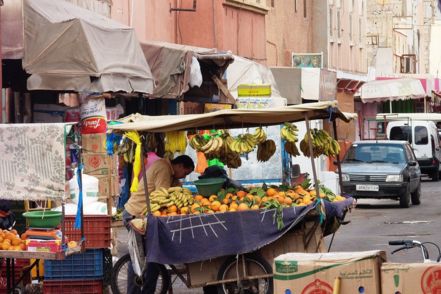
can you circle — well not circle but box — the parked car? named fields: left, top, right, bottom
left=336, top=140, right=421, bottom=208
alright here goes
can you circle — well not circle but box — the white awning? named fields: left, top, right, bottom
left=21, top=0, right=154, bottom=93
left=360, top=78, right=426, bottom=103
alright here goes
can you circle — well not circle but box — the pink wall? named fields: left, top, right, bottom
left=265, top=0, right=313, bottom=66
left=110, top=0, right=266, bottom=62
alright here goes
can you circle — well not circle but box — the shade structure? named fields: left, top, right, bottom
left=22, top=0, right=154, bottom=93
left=109, top=101, right=357, bottom=134
left=360, top=78, right=426, bottom=103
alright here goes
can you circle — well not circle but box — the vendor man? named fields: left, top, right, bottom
left=122, top=155, right=194, bottom=294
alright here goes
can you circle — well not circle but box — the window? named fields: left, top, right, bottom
left=390, top=126, right=412, bottom=143
left=295, top=0, right=297, bottom=12
left=359, top=17, right=363, bottom=45
left=271, top=0, right=274, bottom=7
left=337, top=9, right=341, bottom=40
left=303, top=0, right=307, bottom=18
left=349, top=13, right=353, bottom=43
left=415, top=126, right=428, bottom=145
left=330, top=7, right=334, bottom=39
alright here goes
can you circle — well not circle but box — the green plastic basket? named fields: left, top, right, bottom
left=22, top=211, right=62, bottom=228
left=193, top=178, right=226, bottom=196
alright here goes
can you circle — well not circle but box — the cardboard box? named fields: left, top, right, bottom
left=33, top=104, right=66, bottom=123
left=273, top=250, right=386, bottom=294
left=91, top=174, right=118, bottom=197
left=26, top=240, right=62, bottom=253
left=187, top=222, right=326, bottom=285
left=82, top=133, right=108, bottom=154
left=237, top=84, right=272, bottom=97
left=82, top=153, right=117, bottom=176
left=381, top=263, right=441, bottom=293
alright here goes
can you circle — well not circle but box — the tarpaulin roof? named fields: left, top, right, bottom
left=226, top=55, right=282, bottom=98
left=109, top=101, right=357, bottom=133
left=360, top=78, right=426, bottom=103
left=21, top=0, right=154, bottom=93
left=140, top=41, right=234, bottom=99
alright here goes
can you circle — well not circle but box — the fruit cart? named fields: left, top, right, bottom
left=0, top=123, right=86, bottom=294
left=108, top=101, right=357, bottom=294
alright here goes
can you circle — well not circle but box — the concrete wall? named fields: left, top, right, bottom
left=327, top=0, right=367, bottom=74
left=265, top=0, right=313, bottom=66
left=110, top=0, right=267, bottom=62
left=429, top=20, right=441, bottom=78
left=312, top=0, right=329, bottom=69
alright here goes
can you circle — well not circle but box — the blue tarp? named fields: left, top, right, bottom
left=145, top=196, right=353, bottom=264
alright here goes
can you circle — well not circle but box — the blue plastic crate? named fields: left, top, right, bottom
left=44, top=249, right=104, bottom=280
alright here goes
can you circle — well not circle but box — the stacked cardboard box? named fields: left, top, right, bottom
left=273, top=250, right=386, bottom=294
left=82, top=133, right=119, bottom=214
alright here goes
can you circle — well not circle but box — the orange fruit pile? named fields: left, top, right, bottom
left=0, top=229, right=26, bottom=251
left=151, top=185, right=347, bottom=216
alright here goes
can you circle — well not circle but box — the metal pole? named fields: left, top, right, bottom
left=333, top=119, right=344, bottom=194
left=303, top=112, right=320, bottom=199
left=141, top=137, right=151, bottom=215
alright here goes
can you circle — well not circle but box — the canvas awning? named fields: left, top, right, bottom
left=109, top=101, right=357, bottom=133
left=360, top=78, right=426, bottom=103
left=9, top=0, right=155, bottom=93
left=140, top=41, right=234, bottom=99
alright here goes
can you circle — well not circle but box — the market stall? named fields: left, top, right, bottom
left=0, top=123, right=90, bottom=293
left=108, top=101, right=357, bottom=293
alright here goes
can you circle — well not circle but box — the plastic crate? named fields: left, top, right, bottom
left=44, top=249, right=104, bottom=280
left=63, top=215, right=111, bottom=248
left=103, top=248, right=113, bottom=288
left=0, top=259, right=31, bottom=293
left=43, top=280, right=103, bottom=294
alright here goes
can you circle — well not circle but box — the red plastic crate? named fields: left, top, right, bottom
left=0, top=259, right=31, bottom=293
left=43, top=280, right=103, bottom=294
left=63, top=215, right=111, bottom=248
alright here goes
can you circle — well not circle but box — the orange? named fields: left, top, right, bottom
left=206, top=210, right=214, bottom=214
left=238, top=203, right=249, bottom=211
left=180, top=207, right=190, bottom=215
left=161, top=209, right=167, bottom=216
left=21, top=234, right=27, bottom=240
left=229, top=202, right=238, bottom=211
left=232, top=196, right=238, bottom=201
left=250, top=205, right=260, bottom=210
left=277, top=196, right=285, bottom=204
left=0, top=237, right=3, bottom=243
left=200, top=198, right=210, bottom=207
left=152, top=211, right=161, bottom=217
left=284, top=197, right=293, bottom=205
left=191, top=203, right=201, bottom=214
left=18, top=244, right=26, bottom=250
left=278, top=191, right=285, bottom=197
left=236, top=191, right=246, bottom=198
left=68, top=241, right=78, bottom=248
left=5, top=233, right=15, bottom=241
left=13, top=246, right=22, bottom=251
left=10, top=229, right=17, bottom=236
left=168, top=212, right=178, bottom=216
left=194, top=195, right=204, bottom=202
left=245, top=194, right=254, bottom=202
left=12, top=239, right=21, bottom=246
left=3, top=239, right=11, bottom=244
left=225, top=193, right=233, bottom=199
left=266, top=188, right=276, bottom=196
left=219, top=204, right=228, bottom=212
left=1, top=243, right=10, bottom=250
left=209, top=195, right=218, bottom=202
left=254, top=196, right=262, bottom=204
left=167, top=205, right=177, bottom=213
left=261, top=196, right=268, bottom=203
left=210, top=201, right=221, bottom=212
left=229, top=208, right=236, bottom=212
left=222, top=198, right=230, bottom=205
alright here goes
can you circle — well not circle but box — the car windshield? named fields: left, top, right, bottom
left=343, top=143, right=406, bottom=163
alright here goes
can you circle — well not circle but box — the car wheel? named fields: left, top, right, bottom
left=399, top=183, right=411, bottom=208
left=432, top=171, right=439, bottom=181
left=411, top=183, right=421, bottom=205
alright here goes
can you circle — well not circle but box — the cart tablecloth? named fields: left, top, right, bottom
left=0, top=124, right=66, bottom=201
left=145, top=197, right=353, bottom=264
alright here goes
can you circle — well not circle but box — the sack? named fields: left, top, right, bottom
left=0, top=211, right=16, bottom=231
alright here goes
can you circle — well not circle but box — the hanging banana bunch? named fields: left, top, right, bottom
left=257, top=139, right=276, bottom=162
left=284, top=141, right=300, bottom=157
left=299, top=128, right=341, bottom=158
left=165, top=131, right=187, bottom=154
left=280, top=123, right=299, bottom=142
left=254, top=127, right=267, bottom=145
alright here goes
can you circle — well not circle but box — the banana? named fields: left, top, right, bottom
left=206, top=137, right=219, bottom=154
left=168, top=187, right=182, bottom=193
left=200, top=139, right=213, bottom=152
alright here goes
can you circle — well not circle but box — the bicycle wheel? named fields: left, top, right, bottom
left=110, top=253, right=170, bottom=294
left=217, top=254, right=273, bottom=294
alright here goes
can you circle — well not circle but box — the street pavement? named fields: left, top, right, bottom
left=114, top=177, right=439, bottom=292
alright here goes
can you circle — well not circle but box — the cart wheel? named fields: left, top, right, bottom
left=110, top=253, right=170, bottom=294
left=217, top=254, right=274, bottom=294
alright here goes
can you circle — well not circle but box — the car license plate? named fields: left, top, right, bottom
left=356, top=185, right=379, bottom=191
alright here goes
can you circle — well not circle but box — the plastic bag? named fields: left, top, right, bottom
left=189, top=56, right=203, bottom=88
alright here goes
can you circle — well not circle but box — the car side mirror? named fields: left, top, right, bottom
left=408, top=161, right=417, bottom=166
left=333, top=160, right=338, bottom=166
